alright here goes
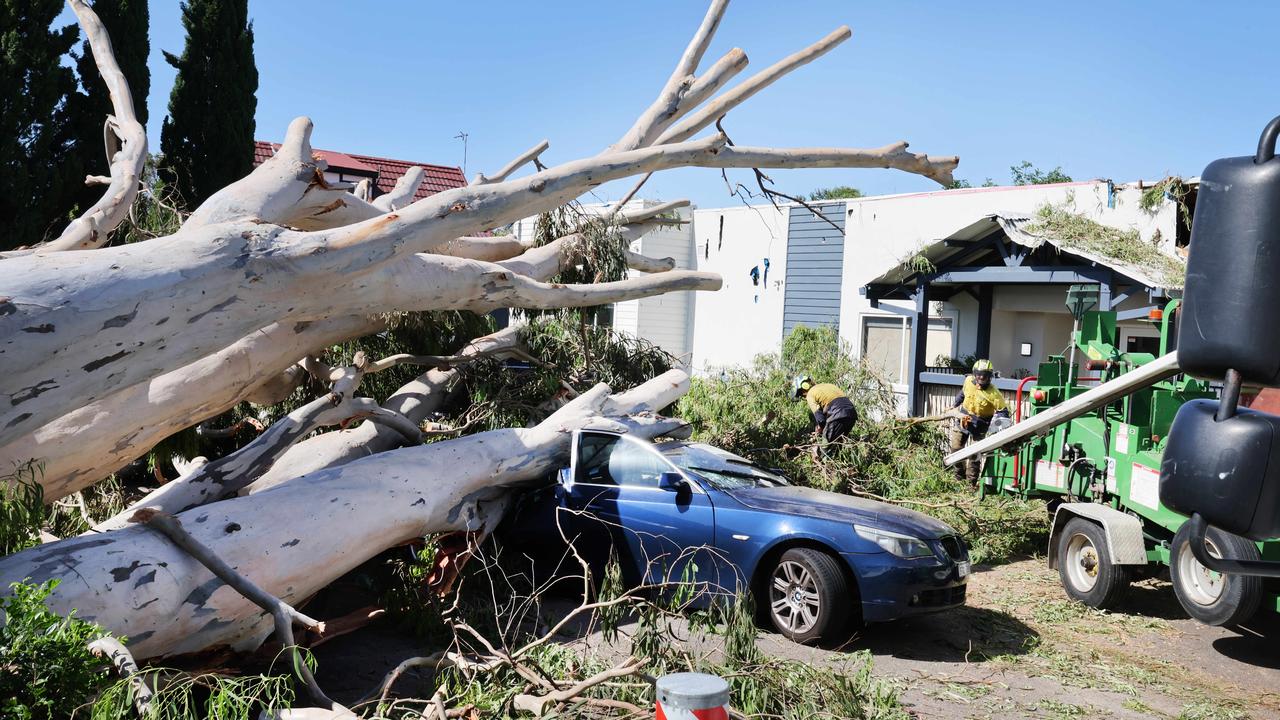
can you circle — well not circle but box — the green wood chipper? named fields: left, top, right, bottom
left=947, top=288, right=1280, bottom=626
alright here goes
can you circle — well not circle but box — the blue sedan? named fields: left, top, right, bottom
left=501, top=429, right=969, bottom=645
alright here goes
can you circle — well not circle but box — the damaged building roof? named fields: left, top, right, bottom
left=866, top=209, right=1187, bottom=298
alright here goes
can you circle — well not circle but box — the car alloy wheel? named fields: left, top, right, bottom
left=770, top=559, right=821, bottom=635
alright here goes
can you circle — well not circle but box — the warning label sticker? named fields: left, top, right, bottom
left=1036, top=460, right=1064, bottom=489
left=1130, top=463, right=1161, bottom=510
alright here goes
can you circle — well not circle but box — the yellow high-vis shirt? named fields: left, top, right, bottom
left=960, top=375, right=1007, bottom=419
left=805, top=383, right=847, bottom=414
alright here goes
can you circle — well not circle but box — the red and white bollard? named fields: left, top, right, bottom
left=655, top=672, right=730, bottom=720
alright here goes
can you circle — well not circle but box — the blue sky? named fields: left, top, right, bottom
left=60, top=1, right=1280, bottom=208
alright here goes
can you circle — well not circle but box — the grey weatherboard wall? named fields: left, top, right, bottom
left=783, top=202, right=846, bottom=339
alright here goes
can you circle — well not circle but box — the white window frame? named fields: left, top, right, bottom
left=858, top=310, right=958, bottom=392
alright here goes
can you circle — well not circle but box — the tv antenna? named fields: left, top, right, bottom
left=454, top=131, right=469, bottom=175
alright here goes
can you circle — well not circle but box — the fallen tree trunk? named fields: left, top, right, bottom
left=0, top=371, right=691, bottom=660
left=0, top=232, right=680, bottom=500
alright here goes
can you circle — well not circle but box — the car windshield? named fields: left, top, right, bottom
left=686, top=464, right=789, bottom=490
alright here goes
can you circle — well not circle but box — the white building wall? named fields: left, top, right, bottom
left=688, top=204, right=789, bottom=373
left=614, top=208, right=697, bottom=366
left=510, top=202, right=696, bottom=365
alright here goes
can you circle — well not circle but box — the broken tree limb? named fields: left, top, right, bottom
left=610, top=0, right=731, bottom=152
left=1, top=239, right=700, bottom=500
left=88, top=637, right=153, bottom=717
left=617, top=199, right=691, bottom=225
left=95, top=393, right=419, bottom=531
left=1, top=122, right=959, bottom=446
left=0, top=315, right=384, bottom=501
left=513, top=657, right=644, bottom=717
left=656, top=26, right=853, bottom=145
left=623, top=249, right=677, bottom=273
left=0, top=372, right=692, bottom=660
left=432, top=235, right=526, bottom=262
left=245, top=327, right=524, bottom=493
left=471, top=140, right=550, bottom=185
left=132, top=508, right=332, bottom=708
left=371, top=167, right=425, bottom=211
left=41, top=0, right=146, bottom=252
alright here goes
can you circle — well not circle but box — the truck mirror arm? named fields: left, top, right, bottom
left=1185, top=513, right=1280, bottom=578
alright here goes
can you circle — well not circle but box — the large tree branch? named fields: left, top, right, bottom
left=182, top=117, right=386, bottom=232
left=656, top=26, right=852, bottom=145
left=133, top=508, right=332, bottom=708
left=432, top=236, right=526, bottom=262
left=41, top=0, right=146, bottom=252
left=0, top=315, right=384, bottom=501
left=609, top=0, right=731, bottom=152
left=0, top=245, right=701, bottom=498
left=471, top=140, right=550, bottom=186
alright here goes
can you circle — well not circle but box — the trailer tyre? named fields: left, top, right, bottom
left=1170, top=522, right=1263, bottom=627
left=1056, top=518, right=1130, bottom=609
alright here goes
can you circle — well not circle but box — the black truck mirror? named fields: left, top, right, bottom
left=1177, top=114, right=1280, bottom=385
left=1160, top=115, right=1280, bottom=576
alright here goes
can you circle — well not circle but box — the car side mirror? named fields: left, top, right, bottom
left=658, top=471, right=685, bottom=491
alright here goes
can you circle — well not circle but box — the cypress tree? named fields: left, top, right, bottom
left=0, top=0, right=85, bottom=250
left=159, top=0, right=257, bottom=210
left=70, top=0, right=150, bottom=216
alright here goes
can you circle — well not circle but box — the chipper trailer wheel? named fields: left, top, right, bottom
left=1170, top=521, right=1263, bottom=627
left=1056, top=518, right=1131, bottom=609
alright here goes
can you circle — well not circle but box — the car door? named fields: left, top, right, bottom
left=566, top=430, right=720, bottom=591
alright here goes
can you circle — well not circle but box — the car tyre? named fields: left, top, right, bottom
left=1170, top=521, right=1262, bottom=627
left=1056, top=518, right=1130, bottom=609
left=765, top=548, right=851, bottom=645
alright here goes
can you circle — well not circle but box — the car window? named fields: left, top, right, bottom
left=688, top=466, right=789, bottom=491
left=575, top=432, right=670, bottom=488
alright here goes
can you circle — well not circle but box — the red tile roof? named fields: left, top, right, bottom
left=253, top=141, right=467, bottom=203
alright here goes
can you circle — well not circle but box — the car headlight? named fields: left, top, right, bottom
left=854, top=525, right=934, bottom=558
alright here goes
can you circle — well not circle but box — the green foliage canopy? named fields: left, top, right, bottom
left=0, top=0, right=85, bottom=250
left=1011, top=161, right=1072, bottom=186
left=808, top=185, right=863, bottom=201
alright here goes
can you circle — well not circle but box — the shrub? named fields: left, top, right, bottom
left=0, top=580, right=111, bottom=720
left=1, top=462, right=45, bottom=556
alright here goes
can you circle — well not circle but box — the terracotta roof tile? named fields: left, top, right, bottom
left=252, top=141, right=466, bottom=203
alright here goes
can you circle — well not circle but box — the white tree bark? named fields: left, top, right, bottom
left=371, top=167, right=426, bottom=212
left=244, top=327, right=524, bottom=494
left=0, top=372, right=691, bottom=660
left=41, top=0, right=146, bottom=252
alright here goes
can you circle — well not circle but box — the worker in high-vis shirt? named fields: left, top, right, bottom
left=793, top=376, right=858, bottom=454
left=950, top=359, right=1010, bottom=483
